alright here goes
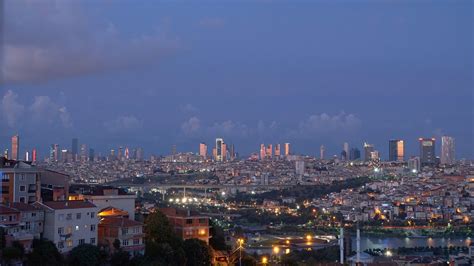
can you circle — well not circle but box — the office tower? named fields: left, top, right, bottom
left=230, top=144, right=235, bottom=161
left=363, top=142, right=374, bottom=161
left=320, top=145, right=325, bottom=159
left=340, top=150, right=347, bottom=161
left=89, top=148, right=95, bottom=162
left=408, top=156, right=421, bottom=172
left=199, top=143, right=208, bottom=158
left=71, top=138, right=78, bottom=160
left=32, top=148, right=37, bottom=163
left=61, top=149, right=68, bottom=163
left=171, top=145, right=177, bottom=156
left=215, top=138, right=224, bottom=162
left=125, top=147, right=130, bottom=160
left=419, top=138, right=436, bottom=166
left=11, top=134, right=19, bottom=160
left=275, top=144, right=281, bottom=157
left=212, top=147, right=217, bottom=160
left=441, top=136, right=455, bottom=165
left=266, top=144, right=273, bottom=159
left=25, top=151, right=29, bottom=161
left=284, top=143, right=291, bottom=156
left=350, top=148, right=361, bottom=160
left=221, top=143, right=227, bottom=161
left=80, top=144, right=87, bottom=162
left=260, top=144, right=266, bottom=160
left=53, top=144, right=59, bottom=162
left=118, top=146, right=123, bottom=160
left=343, top=142, right=349, bottom=160
left=136, top=147, right=144, bottom=161
left=110, top=149, right=115, bottom=159
left=3, top=149, right=8, bottom=159
left=389, top=139, right=404, bottom=162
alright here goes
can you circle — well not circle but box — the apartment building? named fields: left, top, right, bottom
left=0, top=158, right=41, bottom=204
left=160, top=207, right=210, bottom=244
left=98, top=216, right=144, bottom=256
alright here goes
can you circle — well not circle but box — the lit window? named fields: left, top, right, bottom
left=75, top=225, right=79, bottom=231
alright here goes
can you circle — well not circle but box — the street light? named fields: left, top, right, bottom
left=238, top=238, right=244, bottom=266
left=261, top=256, right=268, bottom=265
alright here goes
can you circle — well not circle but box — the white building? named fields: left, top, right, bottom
left=34, top=200, right=98, bottom=253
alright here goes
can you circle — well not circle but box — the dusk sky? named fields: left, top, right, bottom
left=0, top=0, right=472, bottom=159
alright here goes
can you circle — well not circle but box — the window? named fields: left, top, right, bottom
left=122, top=228, right=128, bottom=235
left=122, top=240, right=129, bottom=246
left=66, top=226, right=72, bottom=234
left=58, top=214, right=64, bottom=221
left=186, top=219, right=193, bottom=224
left=78, top=239, right=85, bottom=245
left=19, top=197, right=25, bottom=203
left=58, top=227, right=64, bottom=235
left=133, top=239, right=140, bottom=245
left=58, top=241, right=64, bottom=249
left=75, top=225, right=79, bottom=231
left=90, top=212, right=95, bottom=218
left=19, top=185, right=26, bottom=192
left=90, top=238, right=96, bottom=245
left=31, top=212, right=36, bottom=217
left=76, top=213, right=81, bottom=220
left=66, top=239, right=73, bottom=247
left=66, top=213, right=72, bottom=220
left=90, top=225, right=96, bottom=232
left=19, top=174, right=25, bottom=181
left=199, top=218, right=206, bottom=224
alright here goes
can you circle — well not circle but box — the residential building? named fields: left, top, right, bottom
left=160, top=208, right=210, bottom=244
left=98, top=216, right=144, bottom=256
left=34, top=200, right=99, bottom=253
left=0, top=158, right=41, bottom=204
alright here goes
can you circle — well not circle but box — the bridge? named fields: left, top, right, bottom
left=112, top=183, right=296, bottom=190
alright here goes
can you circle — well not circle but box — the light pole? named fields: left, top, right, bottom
left=238, top=238, right=244, bottom=266
left=273, top=246, right=280, bottom=264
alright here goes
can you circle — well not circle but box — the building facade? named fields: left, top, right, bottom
left=160, top=208, right=210, bottom=244
left=441, top=136, right=455, bottom=165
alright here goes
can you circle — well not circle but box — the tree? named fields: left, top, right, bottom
left=110, top=249, right=130, bottom=266
left=68, top=244, right=101, bottom=266
left=209, top=220, right=229, bottom=251
left=183, top=239, right=211, bottom=266
left=27, top=239, right=63, bottom=266
left=2, top=246, right=23, bottom=264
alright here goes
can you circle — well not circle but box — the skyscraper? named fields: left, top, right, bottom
left=275, top=144, right=281, bottom=157
left=89, top=148, right=95, bottom=162
left=441, top=136, right=455, bottom=165
left=215, top=138, right=224, bottom=162
left=230, top=144, right=235, bottom=160
left=11, top=134, right=19, bottom=161
left=80, top=144, right=87, bottom=162
left=320, top=145, right=325, bottom=159
left=343, top=142, right=349, bottom=160
left=363, top=142, right=374, bottom=162
left=266, top=144, right=273, bottom=159
left=350, top=148, right=361, bottom=160
left=32, top=148, right=37, bottom=163
left=260, top=144, right=266, bottom=160
left=199, top=143, right=208, bottom=159
left=419, top=138, right=436, bottom=166
left=389, top=139, right=405, bottom=162
left=284, top=143, right=291, bottom=156
left=72, top=138, right=78, bottom=160
left=222, top=143, right=227, bottom=161
left=136, top=147, right=144, bottom=161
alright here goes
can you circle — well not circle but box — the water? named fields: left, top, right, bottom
left=353, top=236, right=472, bottom=251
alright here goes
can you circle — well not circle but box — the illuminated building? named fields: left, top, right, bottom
left=216, top=138, right=224, bottom=162
left=125, top=147, right=130, bottom=160
left=389, top=139, right=405, bottom=162
left=11, top=134, right=19, bottom=161
left=3, top=149, right=8, bottom=159
left=408, top=156, right=420, bottom=172
left=222, top=143, right=227, bottom=161
left=160, top=208, right=210, bottom=244
left=71, top=138, right=78, bottom=161
left=118, top=146, right=123, bottom=161
left=363, top=142, right=374, bottom=162
left=284, top=143, right=291, bottom=156
left=199, top=143, right=207, bottom=159
left=80, top=144, right=87, bottom=162
left=343, top=142, right=349, bottom=160
left=320, top=145, right=325, bottom=159
left=260, top=144, right=266, bottom=160
left=266, top=144, right=273, bottom=159
left=32, top=148, right=37, bottom=163
left=441, top=136, right=455, bottom=165
left=25, top=151, right=29, bottom=161
left=419, top=138, right=436, bottom=166
left=296, top=160, right=304, bottom=181
left=275, top=144, right=281, bottom=157
left=212, top=147, right=217, bottom=160
left=98, top=216, right=144, bottom=256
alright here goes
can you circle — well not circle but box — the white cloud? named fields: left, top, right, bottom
left=295, top=111, right=361, bottom=137
left=29, top=96, right=73, bottom=128
left=181, top=117, right=201, bottom=135
left=0, top=90, right=25, bottom=128
left=104, top=115, right=143, bottom=132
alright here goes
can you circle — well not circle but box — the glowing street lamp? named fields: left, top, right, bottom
left=261, top=256, right=268, bottom=265
left=237, top=238, right=244, bottom=266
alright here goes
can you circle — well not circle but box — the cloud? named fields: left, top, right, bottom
left=179, top=104, right=199, bottom=113
left=294, top=111, right=361, bottom=137
left=198, top=17, right=225, bottom=29
left=0, top=90, right=25, bottom=128
left=181, top=117, right=201, bottom=135
left=1, top=0, right=179, bottom=83
left=104, top=115, right=143, bottom=132
left=29, top=96, right=73, bottom=128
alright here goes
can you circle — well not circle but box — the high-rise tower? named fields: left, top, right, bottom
left=441, top=136, right=455, bottom=165
left=11, top=134, right=19, bottom=161
left=419, top=138, right=436, bottom=166
left=389, top=139, right=404, bottom=162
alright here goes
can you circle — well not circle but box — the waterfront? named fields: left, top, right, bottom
left=354, top=236, right=472, bottom=251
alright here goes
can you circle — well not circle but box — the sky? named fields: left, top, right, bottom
left=0, top=0, right=473, bottom=159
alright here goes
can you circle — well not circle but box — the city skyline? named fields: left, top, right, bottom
left=0, top=0, right=472, bottom=159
